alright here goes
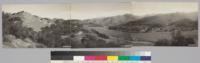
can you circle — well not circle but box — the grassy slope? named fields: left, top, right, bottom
left=131, top=30, right=197, bottom=42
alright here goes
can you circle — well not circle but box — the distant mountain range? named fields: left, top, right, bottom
left=108, top=12, right=198, bottom=32
left=83, top=14, right=140, bottom=27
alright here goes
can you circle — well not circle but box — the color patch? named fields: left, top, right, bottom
left=144, top=51, right=151, bottom=56
left=73, top=56, right=84, bottom=61
left=95, top=56, right=107, bottom=60
left=129, top=56, right=141, bottom=61
left=107, top=56, right=118, bottom=61
left=141, top=56, right=151, bottom=61
left=85, top=56, right=96, bottom=60
left=118, top=56, right=129, bottom=61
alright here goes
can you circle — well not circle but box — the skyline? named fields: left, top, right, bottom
left=2, top=2, right=198, bottom=20
left=2, top=4, right=70, bottom=19
left=131, top=2, right=198, bottom=16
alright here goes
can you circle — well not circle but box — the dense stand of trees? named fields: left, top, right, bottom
left=155, top=30, right=196, bottom=46
left=37, top=19, right=83, bottom=47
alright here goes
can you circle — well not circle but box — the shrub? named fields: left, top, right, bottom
left=155, top=39, right=171, bottom=46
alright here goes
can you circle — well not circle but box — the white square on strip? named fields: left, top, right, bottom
left=73, top=56, right=84, bottom=61
left=144, top=51, right=151, bottom=56
left=139, top=51, right=151, bottom=56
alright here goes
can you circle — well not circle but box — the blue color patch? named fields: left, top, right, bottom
left=141, top=56, right=151, bottom=61
left=129, top=56, right=141, bottom=61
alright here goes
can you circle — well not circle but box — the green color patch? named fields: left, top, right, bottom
left=118, top=56, right=129, bottom=61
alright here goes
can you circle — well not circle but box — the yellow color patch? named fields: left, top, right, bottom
left=107, top=56, right=118, bottom=61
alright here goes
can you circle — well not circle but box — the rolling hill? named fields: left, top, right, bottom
left=83, top=14, right=140, bottom=27
left=109, top=12, right=198, bottom=32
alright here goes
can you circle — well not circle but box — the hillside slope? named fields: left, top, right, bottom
left=109, top=12, right=198, bottom=32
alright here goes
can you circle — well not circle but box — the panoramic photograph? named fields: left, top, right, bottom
left=2, top=2, right=198, bottom=48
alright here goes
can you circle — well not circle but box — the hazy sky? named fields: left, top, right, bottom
left=131, top=2, right=198, bottom=16
left=70, top=2, right=131, bottom=19
left=2, top=4, right=70, bottom=19
left=2, top=2, right=198, bottom=20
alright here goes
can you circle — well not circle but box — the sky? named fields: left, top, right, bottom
left=2, top=2, right=198, bottom=20
left=70, top=2, right=131, bottom=19
left=131, top=2, right=198, bottom=16
left=2, top=4, right=70, bottom=19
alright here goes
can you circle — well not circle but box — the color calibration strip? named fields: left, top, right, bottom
left=51, top=51, right=151, bottom=62
left=73, top=55, right=151, bottom=61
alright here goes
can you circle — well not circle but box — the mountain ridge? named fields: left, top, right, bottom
left=83, top=13, right=140, bottom=27
left=109, top=12, right=198, bottom=32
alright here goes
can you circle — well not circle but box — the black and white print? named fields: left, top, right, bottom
left=2, top=2, right=198, bottom=48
